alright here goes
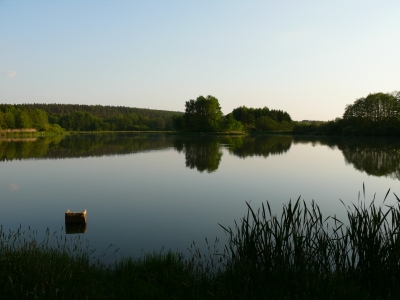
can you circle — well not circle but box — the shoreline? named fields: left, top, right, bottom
left=1, top=196, right=395, bottom=299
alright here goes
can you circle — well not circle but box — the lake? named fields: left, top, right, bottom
left=1, top=134, right=399, bottom=262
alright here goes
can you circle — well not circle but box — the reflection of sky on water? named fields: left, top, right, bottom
left=0, top=136, right=398, bottom=261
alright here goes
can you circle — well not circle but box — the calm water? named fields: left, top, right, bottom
left=1, top=134, right=400, bottom=260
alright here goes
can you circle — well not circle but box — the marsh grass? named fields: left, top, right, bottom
left=2, top=187, right=400, bottom=299
left=217, top=185, right=400, bottom=298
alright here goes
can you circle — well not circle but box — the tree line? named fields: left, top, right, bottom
left=293, top=91, right=400, bottom=136
left=0, top=105, right=63, bottom=133
left=0, top=104, right=182, bottom=132
left=0, top=97, right=293, bottom=133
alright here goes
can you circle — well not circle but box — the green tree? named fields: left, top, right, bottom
left=343, top=93, right=400, bottom=123
left=231, top=106, right=292, bottom=131
left=184, top=95, right=223, bottom=132
left=29, top=109, right=49, bottom=130
left=0, top=113, right=5, bottom=129
left=222, top=114, right=244, bottom=131
left=4, top=111, right=15, bottom=129
left=16, top=110, right=33, bottom=128
left=256, top=116, right=277, bottom=131
left=172, top=115, right=185, bottom=130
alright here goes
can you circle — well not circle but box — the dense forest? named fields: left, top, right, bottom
left=0, top=98, right=293, bottom=133
left=230, top=106, right=292, bottom=131
left=293, top=91, right=400, bottom=136
left=0, top=104, right=182, bottom=132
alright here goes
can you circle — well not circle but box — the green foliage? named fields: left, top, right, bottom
left=184, top=95, right=224, bottom=132
left=221, top=114, right=244, bottom=131
left=231, top=106, right=292, bottom=131
left=0, top=104, right=183, bottom=132
left=343, top=92, right=400, bottom=122
left=172, top=114, right=185, bottom=131
left=15, top=110, right=32, bottom=128
left=292, top=91, right=400, bottom=137
left=309, top=91, right=400, bottom=136
left=256, top=116, right=276, bottom=131
left=29, top=108, right=49, bottom=130
left=4, top=111, right=16, bottom=129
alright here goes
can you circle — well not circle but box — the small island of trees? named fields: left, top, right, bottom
left=174, top=95, right=293, bottom=133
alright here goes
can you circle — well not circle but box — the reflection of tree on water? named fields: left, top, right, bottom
left=0, top=134, right=174, bottom=161
left=174, top=135, right=293, bottom=172
left=293, top=136, right=400, bottom=180
left=339, top=138, right=400, bottom=180
left=0, top=135, right=62, bottom=161
left=228, top=135, right=292, bottom=158
left=173, top=139, right=222, bottom=173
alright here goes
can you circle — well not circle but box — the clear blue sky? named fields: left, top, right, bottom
left=1, top=1, right=399, bottom=120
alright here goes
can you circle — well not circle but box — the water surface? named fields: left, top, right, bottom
left=1, top=134, right=399, bottom=260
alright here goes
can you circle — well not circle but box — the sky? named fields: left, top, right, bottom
left=1, top=1, right=399, bottom=121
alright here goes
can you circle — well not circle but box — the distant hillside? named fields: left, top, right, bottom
left=0, top=103, right=183, bottom=132
left=9, top=103, right=182, bottom=119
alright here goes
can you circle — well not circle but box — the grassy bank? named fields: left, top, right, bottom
left=43, top=130, right=247, bottom=136
left=2, top=189, right=400, bottom=299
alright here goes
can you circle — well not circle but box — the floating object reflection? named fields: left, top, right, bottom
left=65, top=223, right=87, bottom=234
left=65, top=209, right=87, bottom=234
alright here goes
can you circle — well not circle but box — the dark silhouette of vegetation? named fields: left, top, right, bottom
left=2, top=188, right=400, bottom=299
left=5, top=134, right=400, bottom=179
left=341, top=140, right=400, bottom=179
left=293, top=135, right=400, bottom=179
left=293, top=91, right=400, bottom=136
left=0, top=134, right=175, bottom=161
left=0, top=134, right=292, bottom=173
left=343, top=92, right=400, bottom=122
left=228, top=135, right=292, bottom=158
left=173, top=138, right=223, bottom=172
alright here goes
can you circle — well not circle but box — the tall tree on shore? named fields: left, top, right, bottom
left=184, top=95, right=223, bottom=131
left=343, top=92, right=400, bottom=122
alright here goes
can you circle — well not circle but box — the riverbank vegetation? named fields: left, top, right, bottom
left=293, top=91, right=400, bottom=136
left=0, top=96, right=293, bottom=134
left=3, top=91, right=400, bottom=136
left=230, top=105, right=293, bottom=132
left=0, top=104, right=182, bottom=132
left=2, top=189, right=400, bottom=299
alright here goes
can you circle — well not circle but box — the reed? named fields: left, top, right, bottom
left=1, top=187, right=400, bottom=299
left=218, top=186, right=400, bottom=298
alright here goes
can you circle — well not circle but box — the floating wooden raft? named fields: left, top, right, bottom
left=65, top=209, right=87, bottom=224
